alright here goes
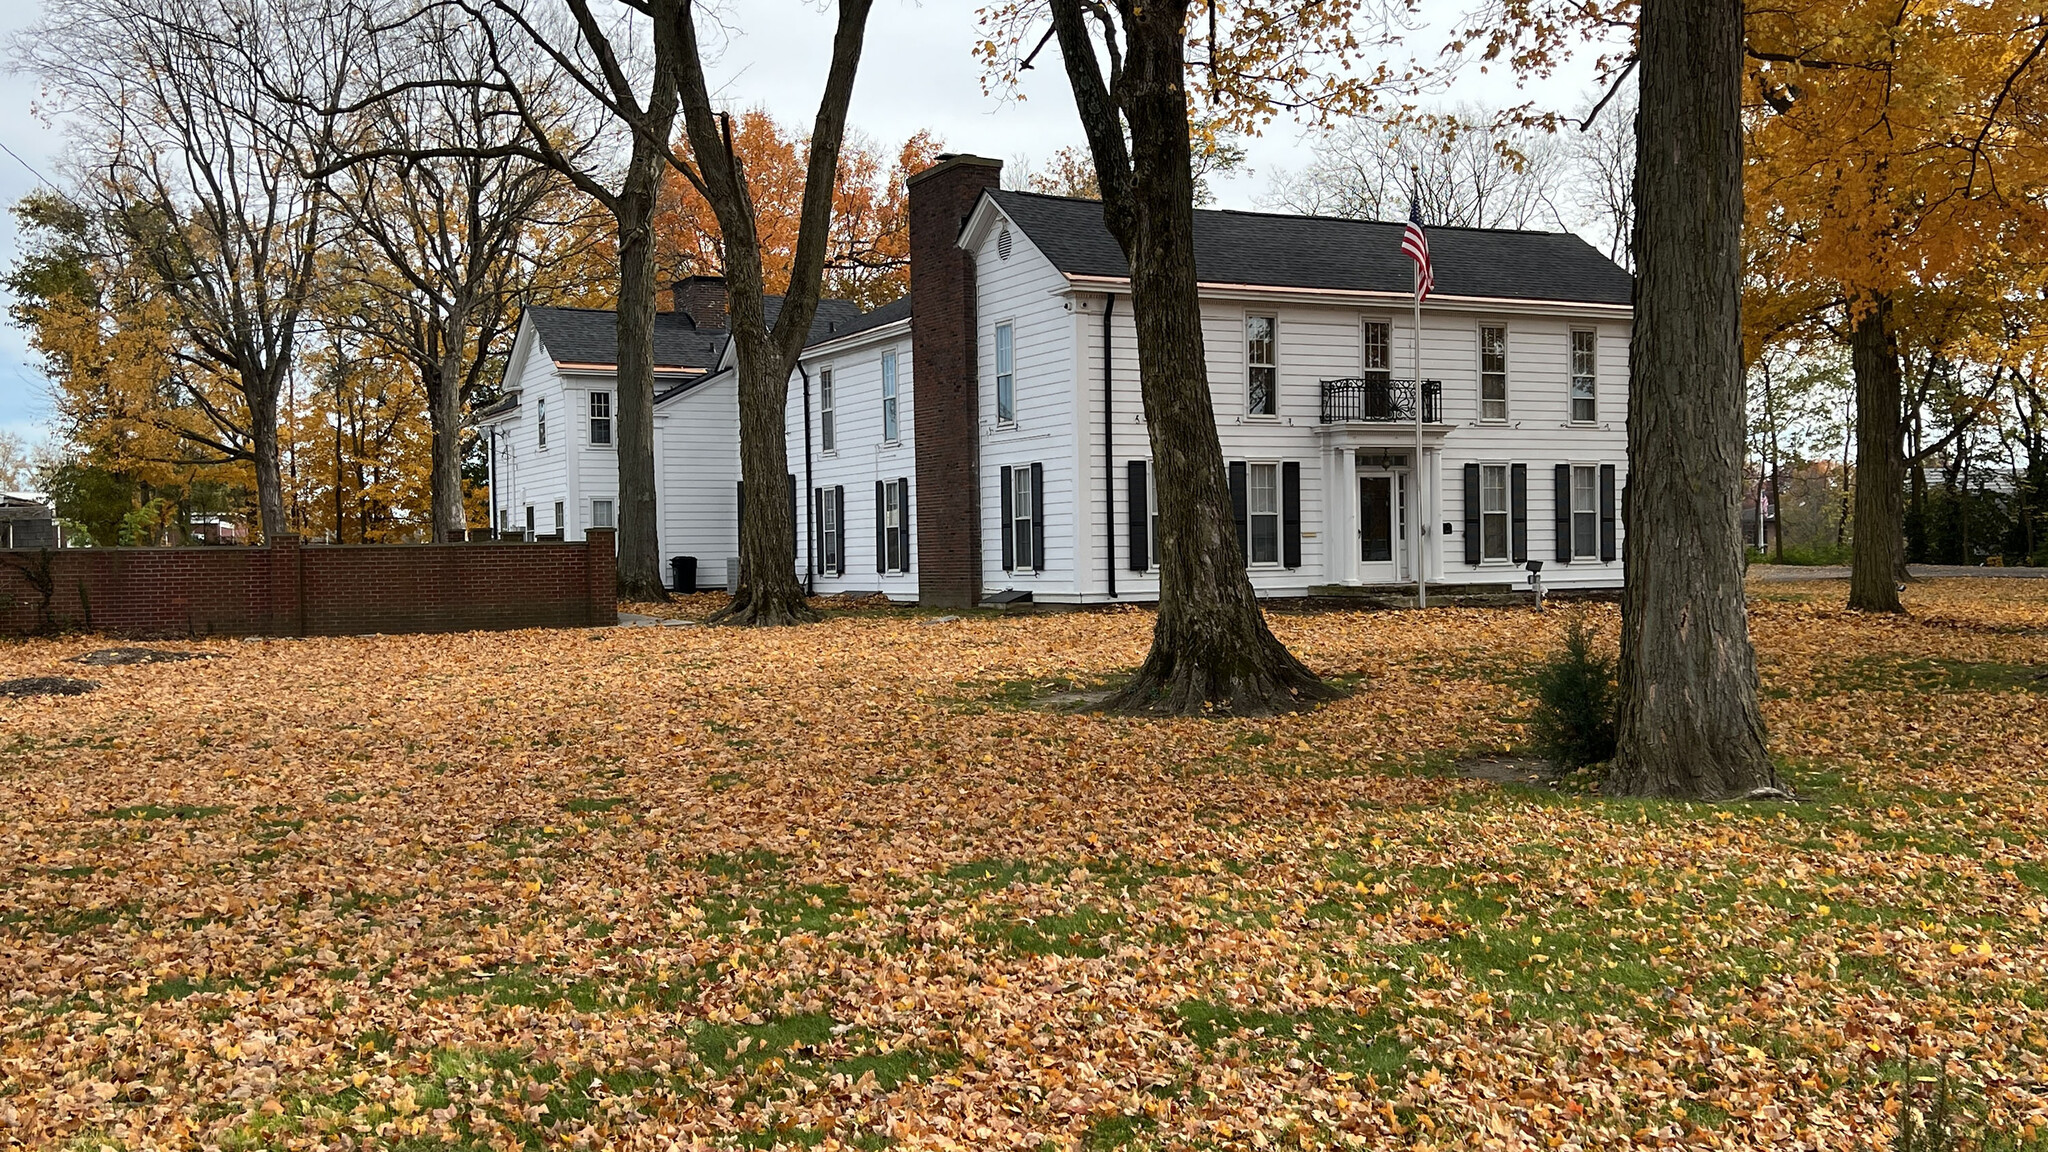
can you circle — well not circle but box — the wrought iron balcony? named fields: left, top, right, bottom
left=1320, top=376, right=1442, bottom=424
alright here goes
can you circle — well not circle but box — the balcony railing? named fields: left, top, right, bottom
left=1320, top=376, right=1442, bottom=424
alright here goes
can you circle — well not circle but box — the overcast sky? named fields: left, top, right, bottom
left=0, top=0, right=1607, bottom=449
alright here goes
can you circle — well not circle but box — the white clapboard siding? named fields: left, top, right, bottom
left=785, top=329, right=919, bottom=600
left=974, top=217, right=1081, bottom=598
left=654, top=372, right=741, bottom=587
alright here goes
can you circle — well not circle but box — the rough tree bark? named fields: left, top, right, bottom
left=1606, top=0, right=1779, bottom=800
left=1048, top=0, right=1336, bottom=714
left=1849, top=293, right=1907, bottom=611
left=248, top=380, right=288, bottom=540
left=665, top=0, right=874, bottom=627
left=613, top=152, right=667, bottom=599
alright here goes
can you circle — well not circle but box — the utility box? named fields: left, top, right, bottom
left=725, top=557, right=741, bottom=594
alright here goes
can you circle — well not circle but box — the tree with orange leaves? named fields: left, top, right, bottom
left=654, top=111, right=942, bottom=312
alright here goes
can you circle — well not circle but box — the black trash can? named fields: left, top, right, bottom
left=670, top=556, right=697, bottom=594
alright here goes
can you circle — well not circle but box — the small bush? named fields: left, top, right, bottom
left=1528, top=614, right=1617, bottom=772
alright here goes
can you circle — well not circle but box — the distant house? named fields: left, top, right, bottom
left=0, top=493, right=61, bottom=549
left=477, top=277, right=860, bottom=587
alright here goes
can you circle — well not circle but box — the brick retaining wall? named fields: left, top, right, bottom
left=0, top=530, right=617, bottom=638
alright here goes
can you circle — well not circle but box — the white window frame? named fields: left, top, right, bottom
left=994, top=322, right=1016, bottom=425
left=820, top=487, right=840, bottom=574
left=1247, top=461, right=1281, bottom=566
left=553, top=501, right=564, bottom=536
left=883, top=479, right=907, bottom=574
left=1246, top=314, right=1278, bottom=417
left=1011, top=466, right=1034, bottom=571
left=1479, top=325, right=1509, bottom=422
left=1361, top=317, right=1392, bottom=379
left=1480, top=463, right=1511, bottom=562
left=536, top=397, right=547, bottom=449
left=588, top=390, right=612, bottom=446
left=1571, top=464, right=1599, bottom=560
left=1570, top=330, right=1597, bottom=423
left=591, top=499, right=614, bottom=530
left=819, top=369, right=836, bottom=454
left=881, top=350, right=900, bottom=443
left=1146, top=464, right=1159, bottom=572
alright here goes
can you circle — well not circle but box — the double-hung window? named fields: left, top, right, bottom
left=1570, top=330, right=1597, bottom=422
left=995, top=323, right=1015, bottom=423
left=1479, top=326, right=1508, bottom=421
left=1362, top=318, right=1391, bottom=382
left=589, top=391, right=612, bottom=445
left=536, top=398, right=547, bottom=449
left=1147, top=465, right=1159, bottom=568
left=553, top=501, right=564, bottom=535
left=820, top=488, right=840, bottom=574
left=591, top=499, right=614, bottom=530
left=1012, top=467, right=1034, bottom=570
left=881, top=351, right=900, bottom=443
left=1246, top=315, right=1277, bottom=416
left=819, top=369, right=835, bottom=452
left=1248, top=462, right=1280, bottom=564
left=1571, top=465, right=1599, bottom=559
left=1480, top=464, right=1510, bottom=561
left=882, top=479, right=908, bottom=573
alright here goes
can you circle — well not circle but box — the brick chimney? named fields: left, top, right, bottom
left=908, top=153, right=1002, bottom=608
left=672, top=275, right=729, bottom=330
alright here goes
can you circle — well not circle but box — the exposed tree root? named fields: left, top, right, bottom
left=707, top=586, right=820, bottom=628
left=1099, top=637, right=1344, bottom=717
left=618, top=574, right=670, bottom=603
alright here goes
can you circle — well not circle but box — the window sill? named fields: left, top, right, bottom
left=1243, top=413, right=1281, bottom=422
left=880, top=440, right=902, bottom=450
left=992, top=420, right=1017, bottom=431
left=1476, top=418, right=1509, bottom=426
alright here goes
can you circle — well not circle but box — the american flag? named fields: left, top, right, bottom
left=1401, top=201, right=1434, bottom=301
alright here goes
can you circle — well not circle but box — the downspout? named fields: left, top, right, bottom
left=1104, top=293, right=1116, bottom=599
left=799, top=362, right=815, bottom=594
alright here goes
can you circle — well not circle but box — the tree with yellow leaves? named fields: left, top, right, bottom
left=1743, top=2, right=2048, bottom=611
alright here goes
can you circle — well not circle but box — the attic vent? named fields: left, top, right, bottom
left=997, top=226, right=1013, bottom=261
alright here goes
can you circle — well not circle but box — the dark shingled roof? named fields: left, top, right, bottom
left=986, top=190, right=1633, bottom=306
left=805, top=292, right=912, bottom=349
left=528, top=296, right=868, bottom=371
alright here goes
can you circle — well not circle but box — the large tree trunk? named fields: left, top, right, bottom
left=719, top=346, right=815, bottom=625
left=1606, top=0, right=1778, bottom=800
left=1063, top=0, right=1333, bottom=715
left=1849, top=294, right=1906, bottom=611
left=612, top=155, right=668, bottom=602
left=428, top=340, right=468, bottom=541
left=249, top=376, right=288, bottom=542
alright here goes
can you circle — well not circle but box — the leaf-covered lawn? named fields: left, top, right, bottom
left=3, top=578, right=2046, bottom=1150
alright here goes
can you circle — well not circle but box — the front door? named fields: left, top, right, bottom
left=1358, top=472, right=1406, bottom=583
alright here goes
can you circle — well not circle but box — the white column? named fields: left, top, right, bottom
left=1337, top=446, right=1357, bottom=584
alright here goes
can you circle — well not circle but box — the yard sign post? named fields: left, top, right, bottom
left=1402, top=201, right=1434, bottom=608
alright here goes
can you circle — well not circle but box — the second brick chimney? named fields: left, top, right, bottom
left=907, top=153, right=1002, bottom=608
left=672, top=275, right=729, bottom=330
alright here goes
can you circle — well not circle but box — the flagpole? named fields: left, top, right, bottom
left=1413, top=262, right=1426, bottom=609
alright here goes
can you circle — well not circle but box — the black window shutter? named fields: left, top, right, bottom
left=1510, top=463, right=1528, bottom=563
left=1281, top=461, right=1302, bottom=569
left=1000, top=466, right=1015, bottom=571
left=1127, top=460, right=1148, bottom=572
left=788, top=473, right=797, bottom=553
left=834, top=486, right=846, bottom=575
left=1554, top=464, right=1573, bottom=563
left=811, top=488, right=821, bottom=574
left=736, top=480, right=744, bottom=537
left=1029, top=462, right=1045, bottom=572
left=1463, top=463, right=1482, bottom=566
left=1229, top=461, right=1249, bottom=563
left=1600, top=464, right=1618, bottom=562
left=875, top=480, right=886, bottom=573
left=898, top=477, right=910, bottom=571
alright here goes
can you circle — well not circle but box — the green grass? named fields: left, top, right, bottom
left=99, top=804, right=228, bottom=821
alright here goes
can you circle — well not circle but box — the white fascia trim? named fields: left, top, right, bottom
left=801, top=316, right=912, bottom=360
left=959, top=196, right=1016, bottom=252
left=656, top=366, right=733, bottom=408
left=1061, top=273, right=1633, bottom=319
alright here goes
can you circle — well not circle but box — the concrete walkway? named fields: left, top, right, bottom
left=1752, top=563, right=2048, bottom=582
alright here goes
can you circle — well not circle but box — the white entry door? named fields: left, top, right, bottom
left=1358, top=472, right=1407, bottom=584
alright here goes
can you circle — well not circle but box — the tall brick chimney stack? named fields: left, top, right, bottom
left=907, top=153, right=1001, bottom=608
left=672, top=275, right=729, bottom=330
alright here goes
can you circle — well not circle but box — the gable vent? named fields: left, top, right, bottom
left=996, top=226, right=1013, bottom=261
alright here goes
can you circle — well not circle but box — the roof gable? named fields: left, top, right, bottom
left=980, top=189, right=1632, bottom=306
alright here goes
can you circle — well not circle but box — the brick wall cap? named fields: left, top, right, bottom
left=906, top=154, right=1003, bottom=187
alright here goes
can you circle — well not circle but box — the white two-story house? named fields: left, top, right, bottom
left=784, top=154, right=1631, bottom=606
left=479, top=276, right=860, bottom=589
